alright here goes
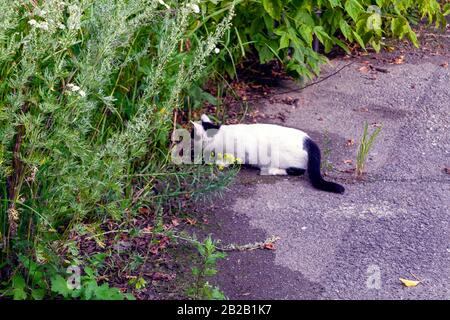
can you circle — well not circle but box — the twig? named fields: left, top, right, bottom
left=171, top=233, right=280, bottom=252
left=242, top=60, right=357, bottom=102
left=424, top=33, right=450, bottom=39
left=216, top=235, right=280, bottom=252
left=373, top=66, right=389, bottom=73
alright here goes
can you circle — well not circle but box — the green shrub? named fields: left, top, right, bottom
left=187, top=235, right=227, bottom=300
left=0, top=0, right=235, bottom=299
left=193, top=0, right=448, bottom=78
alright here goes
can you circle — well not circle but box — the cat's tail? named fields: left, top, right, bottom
left=304, top=137, right=345, bottom=194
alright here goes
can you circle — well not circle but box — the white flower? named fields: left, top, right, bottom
left=188, top=3, right=200, bottom=14
left=67, top=83, right=86, bottom=97
left=28, top=19, right=51, bottom=31
left=38, top=21, right=49, bottom=30
left=58, top=23, right=66, bottom=30
left=67, top=5, right=82, bottom=30
left=158, top=0, right=170, bottom=9
left=67, top=83, right=80, bottom=92
left=36, top=9, right=47, bottom=17
left=214, top=47, right=220, bottom=54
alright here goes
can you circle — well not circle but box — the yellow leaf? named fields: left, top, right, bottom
left=399, top=278, right=420, bottom=287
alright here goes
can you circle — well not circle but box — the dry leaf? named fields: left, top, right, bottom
left=171, top=218, right=180, bottom=227
left=96, top=239, right=106, bottom=249
left=263, top=243, right=275, bottom=250
left=344, top=159, right=353, bottom=164
left=151, top=272, right=176, bottom=281
left=358, top=66, right=370, bottom=73
left=385, top=46, right=395, bottom=52
left=443, top=167, right=450, bottom=174
left=393, top=55, right=405, bottom=64
left=138, top=207, right=150, bottom=215
left=184, top=38, right=191, bottom=52
left=399, top=278, right=420, bottom=287
left=142, top=225, right=153, bottom=233
left=346, top=139, right=355, bottom=147
left=354, top=107, right=369, bottom=112
left=186, top=218, right=197, bottom=225
left=440, top=62, right=448, bottom=68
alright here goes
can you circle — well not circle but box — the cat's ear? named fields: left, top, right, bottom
left=191, top=121, right=205, bottom=136
left=201, top=114, right=212, bottom=123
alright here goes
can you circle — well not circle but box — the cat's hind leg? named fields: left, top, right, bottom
left=260, top=167, right=288, bottom=176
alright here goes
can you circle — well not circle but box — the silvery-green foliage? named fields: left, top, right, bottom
left=0, top=0, right=235, bottom=239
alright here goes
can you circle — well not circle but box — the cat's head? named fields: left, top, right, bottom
left=191, top=114, right=221, bottom=142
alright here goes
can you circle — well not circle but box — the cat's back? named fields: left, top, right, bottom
left=223, top=123, right=308, bottom=140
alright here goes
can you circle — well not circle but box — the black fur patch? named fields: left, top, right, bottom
left=304, top=138, right=345, bottom=194
left=202, top=121, right=221, bottom=137
left=202, top=121, right=221, bottom=131
left=286, top=167, right=306, bottom=176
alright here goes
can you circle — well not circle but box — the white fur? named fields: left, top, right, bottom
left=194, top=115, right=309, bottom=174
left=201, top=114, right=212, bottom=123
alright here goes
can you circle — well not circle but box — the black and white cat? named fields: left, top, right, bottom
left=192, top=114, right=345, bottom=194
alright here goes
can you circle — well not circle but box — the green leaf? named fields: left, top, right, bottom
left=370, top=39, right=381, bottom=52
left=257, top=45, right=275, bottom=63
left=328, top=0, right=341, bottom=8
left=313, top=26, right=332, bottom=45
left=71, top=289, right=82, bottom=298
left=12, top=275, right=27, bottom=300
left=125, top=293, right=136, bottom=300
left=51, top=275, right=72, bottom=298
left=94, top=283, right=112, bottom=300
left=375, top=0, right=385, bottom=7
left=391, top=17, right=408, bottom=38
left=133, top=277, right=147, bottom=290
left=444, top=4, right=450, bottom=16
left=339, top=19, right=353, bottom=40
left=332, top=36, right=351, bottom=54
left=295, top=9, right=315, bottom=27
left=12, top=274, right=26, bottom=289
left=13, top=287, right=27, bottom=300
left=298, top=25, right=313, bottom=46
left=94, top=284, right=124, bottom=300
left=204, top=268, right=218, bottom=276
left=191, top=267, right=200, bottom=276
left=263, top=14, right=274, bottom=33
left=408, top=31, right=419, bottom=48
left=352, top=30, right=366, bottom=49
left=31, top=288, right=46, bottom=300
left=84, top=280, right=98, bottom=300
left=366, top=13, right=382, bottom=31
left=262, top=0, right=282, bottom=20
left=84, top=266, right=95, bottom=279
left=345, top=0, right=364, bottom=22
left=279, top=32, right=290, bottom=49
